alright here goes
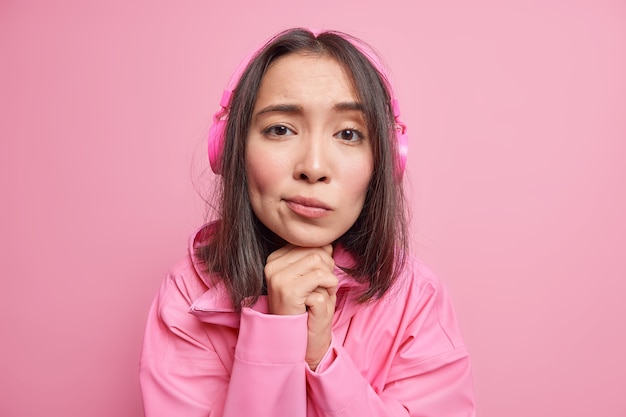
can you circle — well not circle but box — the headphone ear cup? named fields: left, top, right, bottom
left=395, top=129, right=408, bottom=179
left=208, top=118, right=226, bottom=175
left=390, top=98, right=408, bottom=181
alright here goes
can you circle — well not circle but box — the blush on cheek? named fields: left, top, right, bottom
left=349, top=166, right=373, bottom=194
left=246, top=164, right=274, bottom=194
left=246, top=154, right=282, bottom=215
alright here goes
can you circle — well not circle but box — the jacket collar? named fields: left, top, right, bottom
left=187, top=222, right=366, bottom=328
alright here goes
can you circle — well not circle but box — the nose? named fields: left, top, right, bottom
left=293, top=134, right=331, bottom=183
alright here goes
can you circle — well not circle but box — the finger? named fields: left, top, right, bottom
left=270, top=264, right=338, bottom=294
left=267, top=244, right=334, bottom=268
left=267, top=266, right=337, bottom=316
left=265, top=249, right=335, bottom=284
left=266, top=243, right=298, bottom=263
left=305, top=287, right=336, bottom=317
left=265, top=246, right=337, bottom=317
left=305, top=288, right=336, bottom=368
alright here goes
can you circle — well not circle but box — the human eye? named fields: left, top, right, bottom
left=263, top=124, right=295, bottom=137
left=334, top=128, right=365, bottom=142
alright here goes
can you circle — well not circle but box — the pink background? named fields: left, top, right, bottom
left=1, top=0, right=624, bottom=416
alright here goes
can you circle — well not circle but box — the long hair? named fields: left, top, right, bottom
left=196, top=28, right=408, bottom=309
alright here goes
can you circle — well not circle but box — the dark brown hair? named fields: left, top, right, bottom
left=197, top=28, right=408, bottom=309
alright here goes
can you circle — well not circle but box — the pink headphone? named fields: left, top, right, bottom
left=208, top=30, right=408, bottom=179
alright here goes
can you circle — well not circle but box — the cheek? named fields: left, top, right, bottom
left=245, top=147, right=280, bottom=200
left=346, top=156, right=374, bottom=201
left=353, top=176, right=372, bottom=208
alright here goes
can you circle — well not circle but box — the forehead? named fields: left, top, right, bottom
left=255, top=52, right=358, bottom=102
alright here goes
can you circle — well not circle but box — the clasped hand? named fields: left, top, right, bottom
left=264, top=244, right=338, bottom=371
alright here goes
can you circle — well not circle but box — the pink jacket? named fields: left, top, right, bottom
left=140, top=225, right=475, bottom=416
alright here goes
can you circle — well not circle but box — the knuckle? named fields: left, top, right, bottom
left=309, top=293, right=326, bottom=305
left=308, top=252, right=323, bottom=264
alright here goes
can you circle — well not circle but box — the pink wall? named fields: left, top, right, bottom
left=1, top=1, right=624, bottom=416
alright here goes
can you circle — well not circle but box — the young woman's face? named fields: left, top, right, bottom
left=246, top=52, right=374, bottom=247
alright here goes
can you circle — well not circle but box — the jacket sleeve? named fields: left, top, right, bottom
left=305, top=273, right=476, bottom=417
left=139, top=268, right=312, bottom=417
left=222, top=306, right=309, bottom=416
left=140, top=273, right=230, bottom=417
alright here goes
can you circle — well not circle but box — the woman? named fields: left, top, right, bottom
left=140, top=28, right=475, bottom=416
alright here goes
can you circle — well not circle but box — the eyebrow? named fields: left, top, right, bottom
left=254, top=101, right=365, bottom=117
left=255, top=104, right=303, bottom=116
left=334, top=101, right=365, bottom=112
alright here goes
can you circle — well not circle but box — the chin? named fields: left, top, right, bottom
left=256, top=220, right=339, bottom=249
left=280, top=228, right=342, bottom=248
left=284, top=236, right=336, bottom=248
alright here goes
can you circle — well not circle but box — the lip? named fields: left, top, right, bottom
left=284, top=196, right=332, bottom=219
